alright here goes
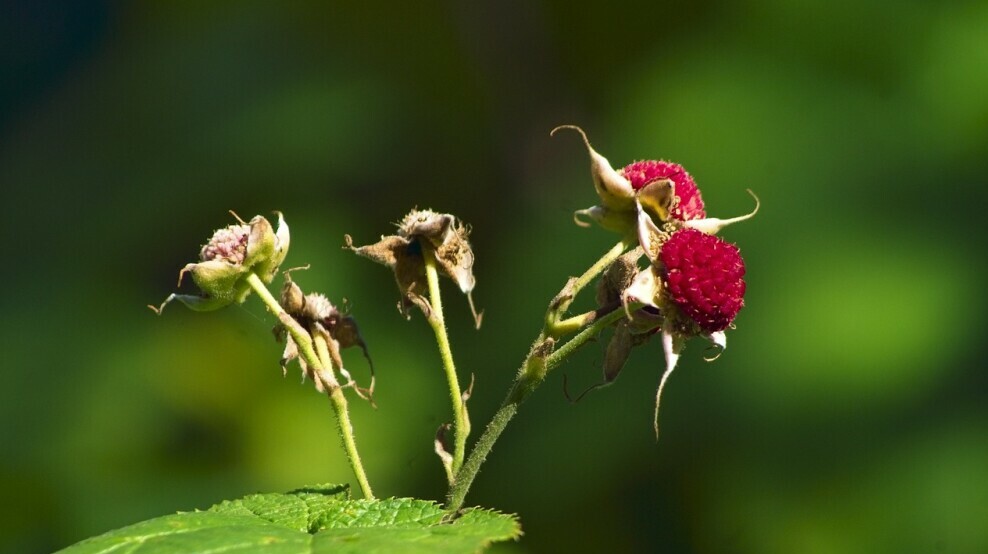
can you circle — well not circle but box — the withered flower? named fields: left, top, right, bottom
left=152, top=212, right=290, bottom=313
left=345, top=209, right=481, bottom=327
left=277, top=276, right=375, bottom=403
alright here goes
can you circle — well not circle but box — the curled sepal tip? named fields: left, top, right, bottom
left=551, top=125, right=635, bottom=211
left=684, top=189, right=760, bottom=235
left=703, top=331, right=727, bottom=362
left=148, top=293, right=231, bottom=314
left=654, top=328, right=684, bottom=440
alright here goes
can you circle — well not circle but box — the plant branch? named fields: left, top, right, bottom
left=446, top=238, right=634, bottom=513
left=545, top=303, right=639, bottom=372
left=245, top=272, right=375, bottom=500
left=546, top=235, right=636, bottom=338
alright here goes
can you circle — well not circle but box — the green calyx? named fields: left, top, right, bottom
left=152, top=212, right=290, bottom=314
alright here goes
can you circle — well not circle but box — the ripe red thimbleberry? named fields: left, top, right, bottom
left=622, top=160, right=706, bottom=221
left=659, top=228, right=745, bottom=333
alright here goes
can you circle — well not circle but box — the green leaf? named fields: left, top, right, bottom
left=58, top=484, right=521, bottom=554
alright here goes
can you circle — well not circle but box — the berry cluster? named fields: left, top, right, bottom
left=555, top=125, right=758, bottom=435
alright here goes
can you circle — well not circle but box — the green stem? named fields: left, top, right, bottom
left=246, top=273, right=321, bottom=373
left=545, top=304, right=639, bottom=372
left=245, top=272, right=375, bottom=500
left=446, top=239, right=634, bottom=513
left=568, top=236, right=636, bottom=305
left=423, top=251, right=470, bottom=477
left=315, top=334, right=375, bottom=500
left=546, top=235, right=636, bottom=338
left=444, top=385, right=521, bottom=513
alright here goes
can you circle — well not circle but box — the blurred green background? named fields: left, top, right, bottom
left=2, top=1, right=986, bottom=552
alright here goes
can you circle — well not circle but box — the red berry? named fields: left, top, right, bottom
left=659, top=228, right=745, bottom=333
left=622, top=160, right=706, bottom=220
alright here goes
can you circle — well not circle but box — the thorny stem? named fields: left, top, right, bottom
left=245, top=272, right=375, bottom=500
left=446, top=238, right=634, bottom=513
left=423, top=250, right=470, bottom=478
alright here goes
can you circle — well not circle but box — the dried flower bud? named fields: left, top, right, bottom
left=152, top=212, right=290, bottom=313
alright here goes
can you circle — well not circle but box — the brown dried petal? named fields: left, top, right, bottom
left=345, top=234, right=410, bottom=269
left=432, top=224, right=476, bottom=294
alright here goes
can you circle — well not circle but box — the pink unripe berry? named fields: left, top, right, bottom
left=200, top=225, right=250, bottom=264
left=659, top=228, right=745, bottom=333
left=622, top=161, right=706, bottom=221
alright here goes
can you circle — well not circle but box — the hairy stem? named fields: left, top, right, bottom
left=314, top=334, right=375, bottom=500
left=245, top=272, right=375, bottom=499
left=546, top=235, right=636, bottom=338
left=423, top=251, right=470, bottom=477
left=446, top=238, right=633, bottom=513
left=545, top=304, right=638, bottom=372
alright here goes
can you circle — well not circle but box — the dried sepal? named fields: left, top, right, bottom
left=435, top=423, right=454, bottom=482
left=326, top=311, right=376, bottom=405
left=277, top=330, right=322, bottom=391
left=345, top=233, right=424, bottom=318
